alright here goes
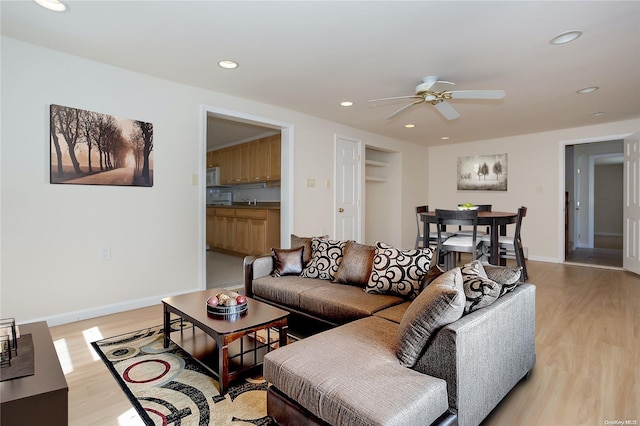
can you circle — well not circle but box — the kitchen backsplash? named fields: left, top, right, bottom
left=227, top=182, right=281, bottom=203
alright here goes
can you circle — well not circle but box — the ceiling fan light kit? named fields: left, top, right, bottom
left=369, top=75, right=505, bottom=121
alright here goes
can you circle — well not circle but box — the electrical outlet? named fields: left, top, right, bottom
left=99, top=246, right=111, bottom=261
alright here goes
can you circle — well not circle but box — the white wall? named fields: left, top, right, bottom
left=428, top=121, right=639, bottom=262
left=0, top=37, right=429, bottom=325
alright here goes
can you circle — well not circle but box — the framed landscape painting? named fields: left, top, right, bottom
left=50, top=104, right=154, bottom=187
left=457, top=153, right=507, bottom=191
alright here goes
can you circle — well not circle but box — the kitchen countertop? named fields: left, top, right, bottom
left=207, top=203, right=280, bottom=210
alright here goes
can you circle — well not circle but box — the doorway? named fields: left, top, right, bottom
left=564, top=140, right=623, bottom=268
left=200, top=105, right=294, bottom=289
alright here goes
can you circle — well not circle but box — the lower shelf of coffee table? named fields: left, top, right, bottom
left=169, top=326, right=280, bottom=377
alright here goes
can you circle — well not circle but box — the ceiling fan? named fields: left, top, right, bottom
left=369, top=76, right=505, bottom=120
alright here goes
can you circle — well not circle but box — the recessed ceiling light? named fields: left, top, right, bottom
left=441, top=136, right=450, bottom=140
left=218, top=60, right=238, bottom=69
left=591, top=112, right=605, bottom=117
left=340, top=101, right=354, bottom=107
left=34, top=0, right=68, bottom=12
left=577, top=86, right=599, bottom=94
left=550, top=30, right=582, bottom=45
left=404, top=124, right=415, bottom=128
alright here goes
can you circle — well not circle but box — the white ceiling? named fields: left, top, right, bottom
left=2, top=1, right=639, bottom=148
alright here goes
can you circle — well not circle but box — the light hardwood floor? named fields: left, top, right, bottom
left=49, top=260, right=640, bottom=426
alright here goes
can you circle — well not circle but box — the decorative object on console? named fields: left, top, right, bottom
left=0, top=319, right=36, bottom=381
left=457, top=153, right=507, bottom=191
left=49, top=104, right=154, bottom=187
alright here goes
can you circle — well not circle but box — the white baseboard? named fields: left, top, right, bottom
left=22, top=287, right=203, bottom=327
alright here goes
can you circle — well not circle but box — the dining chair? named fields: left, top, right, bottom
left=455, top=204, right=491, bottom=261
left=481, top=206, right=528, bottom=281
left=435, top=209, right=484, bottom=270
left=457, top=204, right=492, bottom=236
left=415, top=205, right=454, bottom=250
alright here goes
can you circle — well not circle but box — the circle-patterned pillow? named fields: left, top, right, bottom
left=365, top=241, right=433, bottom=299
left=301, top=238, right=347, bottom=280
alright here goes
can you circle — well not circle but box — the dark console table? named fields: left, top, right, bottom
left=1, top=321, right=68, bottom=425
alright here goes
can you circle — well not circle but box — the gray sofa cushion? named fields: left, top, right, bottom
left=264, top=316, right=449, bottom=426
left=396, top=268, right=465, bottom=367
left=372, top=301, right=411, bottom=324
left=298, top=284, right=405, bottom=323
left=252, top=275, right=327, bottom=308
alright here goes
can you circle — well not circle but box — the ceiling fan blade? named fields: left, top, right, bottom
left=386, top=100, right=424, bottom=120
left=433, top=101, right=460, bottom=120
left=449, top=90, right=505, bottom=100
left=369, top=95, right=421, bottom=103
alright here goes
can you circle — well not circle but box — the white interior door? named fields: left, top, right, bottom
left=623, top=134, right=640, bottom=274
left=334, top=136, right=361, bottom=241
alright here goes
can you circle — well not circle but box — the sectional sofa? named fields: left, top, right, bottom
left=243, top=237, right=536, bottom=426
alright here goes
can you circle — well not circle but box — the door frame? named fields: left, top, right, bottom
left=199, top=104, right=294, bottom=289
left=588, top=153, right=623, bottom=248
left=558, top=132, right=632, bottom=264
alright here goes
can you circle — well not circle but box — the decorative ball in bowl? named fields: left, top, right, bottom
left=458, top=203, right=479, bottom=211
left=206, top=291, right=248, bottom=316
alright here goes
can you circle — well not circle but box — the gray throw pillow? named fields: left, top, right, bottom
left=461, top=260, right=501, bottom=314
left=271, top=246, right=304, bottom=277
left=365, top=242, right=433, bottom=299
left=396, top=268, right=465, bottom=367
left=333, top=241, right=375, bottom=287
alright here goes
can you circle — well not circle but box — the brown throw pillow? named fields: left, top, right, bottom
left=333, top=242, right=375, bottom=287
left=396, top=268, right=465, bottom=367
left=290, top=234, right=327, bottom=267
left=271, top=246, right=304, bottom=277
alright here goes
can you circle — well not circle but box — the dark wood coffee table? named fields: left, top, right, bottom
left=162, top=289, right=289, bottom=393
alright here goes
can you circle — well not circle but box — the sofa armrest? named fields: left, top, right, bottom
left=244, top=254, right=273, bottom=297
left=414, top=283, right=536, bottom=426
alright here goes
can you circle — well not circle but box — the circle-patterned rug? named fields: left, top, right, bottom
left=91, top=321, right=276, bottom=426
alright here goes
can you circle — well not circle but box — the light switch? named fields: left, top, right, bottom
left=306, top=178, right=316, bottom=187
left=191, top=174, right=198, bottom=185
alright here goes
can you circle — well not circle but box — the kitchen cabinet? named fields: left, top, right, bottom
left=266, top=135, right=281, bottom=181
left=207, top=207, right=280, bottom=256
left=212, top=135, right=281, bottom=184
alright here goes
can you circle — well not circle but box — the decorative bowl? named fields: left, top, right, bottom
left=458, top=205, right=479, bottom=211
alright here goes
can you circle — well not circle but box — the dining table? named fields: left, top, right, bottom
left=420, top=209, right=518, bottom=266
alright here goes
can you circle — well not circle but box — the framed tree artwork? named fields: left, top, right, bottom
left=457, top=153, right=507, bottom=191
left=49, top=104, right=153, bottom=187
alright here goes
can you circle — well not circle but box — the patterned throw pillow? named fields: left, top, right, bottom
left=481, top=263, right=522, bottom=296
left=365, top=242, right=433, bottom=299
left=396, top=268, right=465, bottom=367
left=301, top=238, right=347, bottom=280
left=461, top=260, right=501, bottom=314
left=271, top=246, right=304, bottom=277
